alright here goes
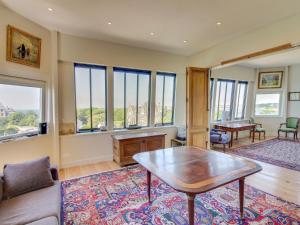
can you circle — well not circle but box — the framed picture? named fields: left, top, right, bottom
left=6, top=25, right=41, bottom=68
left=288, top=92, right=300, bottom=101
left=258, top=71, right=283, bottom=89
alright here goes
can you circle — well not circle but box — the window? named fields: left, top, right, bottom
left=155, top=72, right=176, bottom=126
left=75, top=64, right=107, bottom=132
left=214, top=79, right=235, bottom=121
left=209, top=78, right=214, bottom=110
left=0, top=77, right=44, bottom=140
left=234, top=81, right=248, bottom=119
left=255, top=93, right=281, bottom=116
left=113, top=68, right=151, bottom=129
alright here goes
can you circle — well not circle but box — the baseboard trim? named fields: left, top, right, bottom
left=61, top=154, right=113, bottom=168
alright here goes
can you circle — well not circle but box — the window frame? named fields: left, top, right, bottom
left=234, top=81, right=248, bottom=120
left=74, top=63, right=107, bottom=133
left=254, top=92, right=282, bottom=117
left=213, top=79, right=235, bottom=122
left=209, top=77, right=214, bottom=112
left=155, top=72, right=176, bottom=126
left=0, top=74, right=46, bottom=141
left=113, top=67, right=151, bottom=129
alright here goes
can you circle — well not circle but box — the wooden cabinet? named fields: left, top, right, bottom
left=112, top=132, right=166, bottom=166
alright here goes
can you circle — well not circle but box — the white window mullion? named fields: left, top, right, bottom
left=107, top=66, right=114, bottom=131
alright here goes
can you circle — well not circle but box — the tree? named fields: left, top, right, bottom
left=20, top=111, right=38, bottom=126
left=7, top=112, right=25, bottom=125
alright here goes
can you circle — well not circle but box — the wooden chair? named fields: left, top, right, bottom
left=249, top=117, right=266, bottom=140
left=278, top=117, right=299, bottom=140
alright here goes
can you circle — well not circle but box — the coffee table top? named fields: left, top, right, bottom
left=133, top=147, right=262, bottom=194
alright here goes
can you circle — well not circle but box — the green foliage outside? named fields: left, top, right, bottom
left=77, top=108, right=106, bottom=129
left=162, top=107, right=173, bottom=124
left=77, top=105, right=173, bottom=130
left=0, top=111, right=39, bottom=137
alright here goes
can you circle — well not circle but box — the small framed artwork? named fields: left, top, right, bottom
left=6, top=25, right=41, bottom=68
left=258, top=71, right=283, bottom=89
left=288, top=92, right=300, bottom=101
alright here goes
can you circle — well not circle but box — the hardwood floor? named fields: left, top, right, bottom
left=60, top=136, right=300, bottom=205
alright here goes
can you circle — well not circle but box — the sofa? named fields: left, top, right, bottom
left=0, top=161, right=61, bottom=225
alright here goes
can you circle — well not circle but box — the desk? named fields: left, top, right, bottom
left=215, top=123, right=256, bottom=147
left=133, top=147, right=262, bottom=225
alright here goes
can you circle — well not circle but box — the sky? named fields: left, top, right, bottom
left=0, top=84, right=41, bottom=110
left=256, top=93, right=280, bottom=104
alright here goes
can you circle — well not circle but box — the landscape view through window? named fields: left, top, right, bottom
left=255, top=93, right=281, bottom=116
left=0, top=83, right=42, bottom=139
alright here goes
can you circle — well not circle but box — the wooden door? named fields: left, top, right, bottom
left=186, top=67, right=209, bottom=149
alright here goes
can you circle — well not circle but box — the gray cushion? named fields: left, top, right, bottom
left=0, top=181, right=60, bottom=225
left=3, top=156, right=54, bottom=199
left=25, top=216, right=58, bottom=225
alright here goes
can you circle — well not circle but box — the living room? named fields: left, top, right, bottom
left=0, top=1, right=299, bottom=225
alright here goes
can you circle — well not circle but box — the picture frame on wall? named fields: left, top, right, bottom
left=258, top=71, right=283, bottom=89
left=6, top=25, right=41, bottom=68
left=288, top=92, right=300, bottom=101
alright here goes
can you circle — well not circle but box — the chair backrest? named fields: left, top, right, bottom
left=249, top=117, right=255, bottom=124
left=286, top=117, right=299, bottom=129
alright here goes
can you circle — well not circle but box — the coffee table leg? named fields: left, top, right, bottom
left=187, top=194, right=196, bottom=225
left=230, top=131, right=234, bottom=147
left=239, top=178, right=245, bottom=219
left=147, top=170, right=151, bottom=202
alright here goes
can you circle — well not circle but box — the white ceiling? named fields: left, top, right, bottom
left=239, top=47, right=300, bottom=68
left=2, top=0, right=300, bottom=56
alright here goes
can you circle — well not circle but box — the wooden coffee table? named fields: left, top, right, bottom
left=133, top=147, right=262, bottom=225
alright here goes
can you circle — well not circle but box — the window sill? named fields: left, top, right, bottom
left=254, top=115, right=282, bottom=118
left=61, top=125, right=177, bottom=137
left=0, top=133, right=48, bottom=145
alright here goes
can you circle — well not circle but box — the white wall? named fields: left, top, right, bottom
left=288, top=64, right=300, bottom=118
left=252, top=67, right=288, bottom=136
left=188, top=13, right=300, bottom=67
left=58, top=33, right=187, bottom=168
left=60, top=126, right=177, bottom=168
left=0, top=5, right=55, bottom=169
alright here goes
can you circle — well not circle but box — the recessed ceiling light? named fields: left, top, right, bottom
left=216, top=22, right=222, bottom=26
left=48, top=7, right=53, bottom=12
left=150, top=32, right=154, bottom=36
left=183, top=40, right=188, bottom=43
left=108, top=22, right=112, bottom=25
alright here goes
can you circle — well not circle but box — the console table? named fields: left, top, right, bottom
left=215, top=123, right=256, bottom=147
left=112, top=132, right=166, bottom=166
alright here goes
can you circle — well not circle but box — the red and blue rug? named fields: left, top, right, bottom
left=230, top=138, right=300, bottom=172
left=61, top=165, right=300, bottom=225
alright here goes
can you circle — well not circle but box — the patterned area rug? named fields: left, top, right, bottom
left=230, top=138, right=300, bottom=172
left=61, top=165, right=300, bottom=225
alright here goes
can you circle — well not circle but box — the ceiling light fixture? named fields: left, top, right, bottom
left=150, top=32, right=154, bottom=36
left=183, top=40, right=188, bottom=43
left=48, top=7, right=53, bottom=12
left=216, top=22, right=222, bottom=26
left=108, top=22, right=112, bottom=25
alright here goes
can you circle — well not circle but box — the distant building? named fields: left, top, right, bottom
left=0, top=102, right=15, bottom=117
